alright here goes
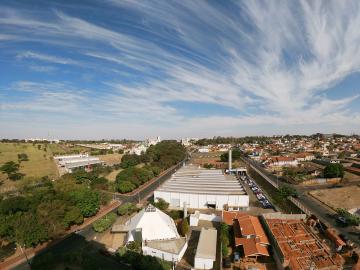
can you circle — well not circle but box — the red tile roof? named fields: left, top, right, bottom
left=223, top=211, right=269, bottom=257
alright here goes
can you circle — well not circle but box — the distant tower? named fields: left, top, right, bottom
left=228, top=149, right=232, bottom=171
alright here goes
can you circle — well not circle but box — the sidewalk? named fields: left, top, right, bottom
left=0, top=200, right=121, bottom=270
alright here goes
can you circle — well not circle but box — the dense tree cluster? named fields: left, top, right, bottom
left=277, top=184, right=298, bottom=199
left=323, top=163, right=344, bottom=178
left=220, top=148, right=242, bottom=162
left=195, top=136, right=273, bottom=146
left=0, top=175, right=107, bottom=247
left=115, top=141, right=186, bottom=193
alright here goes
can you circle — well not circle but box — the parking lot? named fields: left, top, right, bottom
left=237, top=175, right=274, bottom=210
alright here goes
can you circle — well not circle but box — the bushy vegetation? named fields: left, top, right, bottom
left=92, top=212, right=117, bottom=232
left=220, top=223, right=230, bottom=257
left=17, top=153, right=29, bottom=162
left=0, top=174, right=108, bottom=247
left=0, top=161, right=24, bottom=181
left=115, top=141, right=186, bottom=193
left=336, top=208, right=360, bottom=226
left=154, top=198, right=169, bottom=211
left=117, top=203, right=138, bottom=216
left=220, top=148, right=242, bottom=162
left=179, top=218, right=189, bottom=236
left=324, top=163, right=344, bottom=178
left=277, top=184, right=298, bottom=199
left=168, top=210, right=183, bottom=220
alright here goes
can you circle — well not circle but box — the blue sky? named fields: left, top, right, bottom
left=0, top=0, right=360, bottom=139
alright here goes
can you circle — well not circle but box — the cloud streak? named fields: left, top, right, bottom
left=0, top=0, right=360, bottom=138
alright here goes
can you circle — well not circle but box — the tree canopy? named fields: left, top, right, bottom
left=0, top=174, right=104, bottom=247
left=323, top=163, right=344, bottom=178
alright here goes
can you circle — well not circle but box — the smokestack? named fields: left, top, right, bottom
left=183, top=202, right=187, bottom=218
left=229, top=149, right=232, bottom=171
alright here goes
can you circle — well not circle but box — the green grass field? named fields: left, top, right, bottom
left=0, top=143, right=59, bottom=189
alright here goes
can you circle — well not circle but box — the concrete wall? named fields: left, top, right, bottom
left=194, top=257, right=214, bottom=269
left=154, top=191, right=249, bottom=210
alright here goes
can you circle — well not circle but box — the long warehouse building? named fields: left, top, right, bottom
left=154, top=166, right=249, bottom=210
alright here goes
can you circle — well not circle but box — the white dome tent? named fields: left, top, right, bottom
left=122, top=204, right=188, bottom=264
left=126, top=204, right=180, bottom=242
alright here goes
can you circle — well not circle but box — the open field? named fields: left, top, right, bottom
left=0, top=142, right=90, bottom=191
left=98, top=153, right=123, bottom=166
left=310, top=185, right=360, bottom=211
left=0, top=143, right=59, bottom=191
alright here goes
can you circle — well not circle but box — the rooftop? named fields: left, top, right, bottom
left=195, top=227, right=217, bottom=260
left=145, top=237, right=187, bottom=254
left=223, top=212, right=269, bottom=257
left=157, top=166, right=246, bottom=195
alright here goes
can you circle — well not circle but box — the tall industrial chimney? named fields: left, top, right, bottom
left=228, top=149, right=232, bottom=172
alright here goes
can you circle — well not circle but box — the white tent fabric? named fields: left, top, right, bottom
left=126, top=204, right=180, bottom=242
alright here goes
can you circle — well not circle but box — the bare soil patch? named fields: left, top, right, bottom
left=310, top=185, right=360, bottom=210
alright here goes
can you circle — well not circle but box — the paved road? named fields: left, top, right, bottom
left=4, top=157, right=189, bottom=270
left=242, top=157, right=360, bottom=245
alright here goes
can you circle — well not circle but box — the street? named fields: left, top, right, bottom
left=242, top=156, right=360, bottom=245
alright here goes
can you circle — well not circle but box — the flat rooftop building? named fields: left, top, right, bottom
left=154, top=165, right=249, bottom=210
left=54, top=154, right=103, bottom=173
left=194, top=228, right=217, bottom=269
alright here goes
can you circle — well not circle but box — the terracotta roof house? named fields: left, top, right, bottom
left=223, top=211, right=269, bottom=257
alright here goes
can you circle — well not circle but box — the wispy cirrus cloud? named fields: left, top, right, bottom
left=16, top=51, right=80, bottom=65
left=0, top=1, right=360, bottom=139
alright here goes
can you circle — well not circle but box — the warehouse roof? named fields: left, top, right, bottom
left=195, top=228, right=217, bottom=260
left=157, top=166, right=246, bottom=195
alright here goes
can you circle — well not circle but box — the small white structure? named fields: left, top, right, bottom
left=190, top=211, right=222, bottom=226
left=120, top=205, right=187, bottom=264
left=194, top=228, right=217, bottom=269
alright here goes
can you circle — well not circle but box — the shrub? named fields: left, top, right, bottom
left=92, top=212, right=117, bottom=232
left=154, top=198, right=169, bottom=211
left=117, top=181, right=136, bottom=193
left=168, top=210, right=183, bottom=220
left=117, top=203, right=138, bottom=216
left=180, top=218, right=189, bottom=236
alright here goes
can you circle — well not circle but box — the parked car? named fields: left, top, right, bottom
left=336, top=216, right=348, bottom=225
left=234, top=252, right=240, bottom=262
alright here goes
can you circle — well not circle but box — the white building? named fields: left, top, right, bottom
left=198, top=147, right=210, bottom=153
left=194, top=228, right=217, bottom=269
left=54, top=154, right=103, bottom=173
left=154, top=166, right=249, bottom=210
left=117, top=205, right=187, bottom=264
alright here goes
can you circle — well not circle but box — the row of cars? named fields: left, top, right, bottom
left=239, top=175, right=273, bottom=209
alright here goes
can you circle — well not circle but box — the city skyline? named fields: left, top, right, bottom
left=1, top=1, right=360, bottom=139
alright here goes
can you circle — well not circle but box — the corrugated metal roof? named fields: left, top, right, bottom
left=157, top=166, right=246, bottom=195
